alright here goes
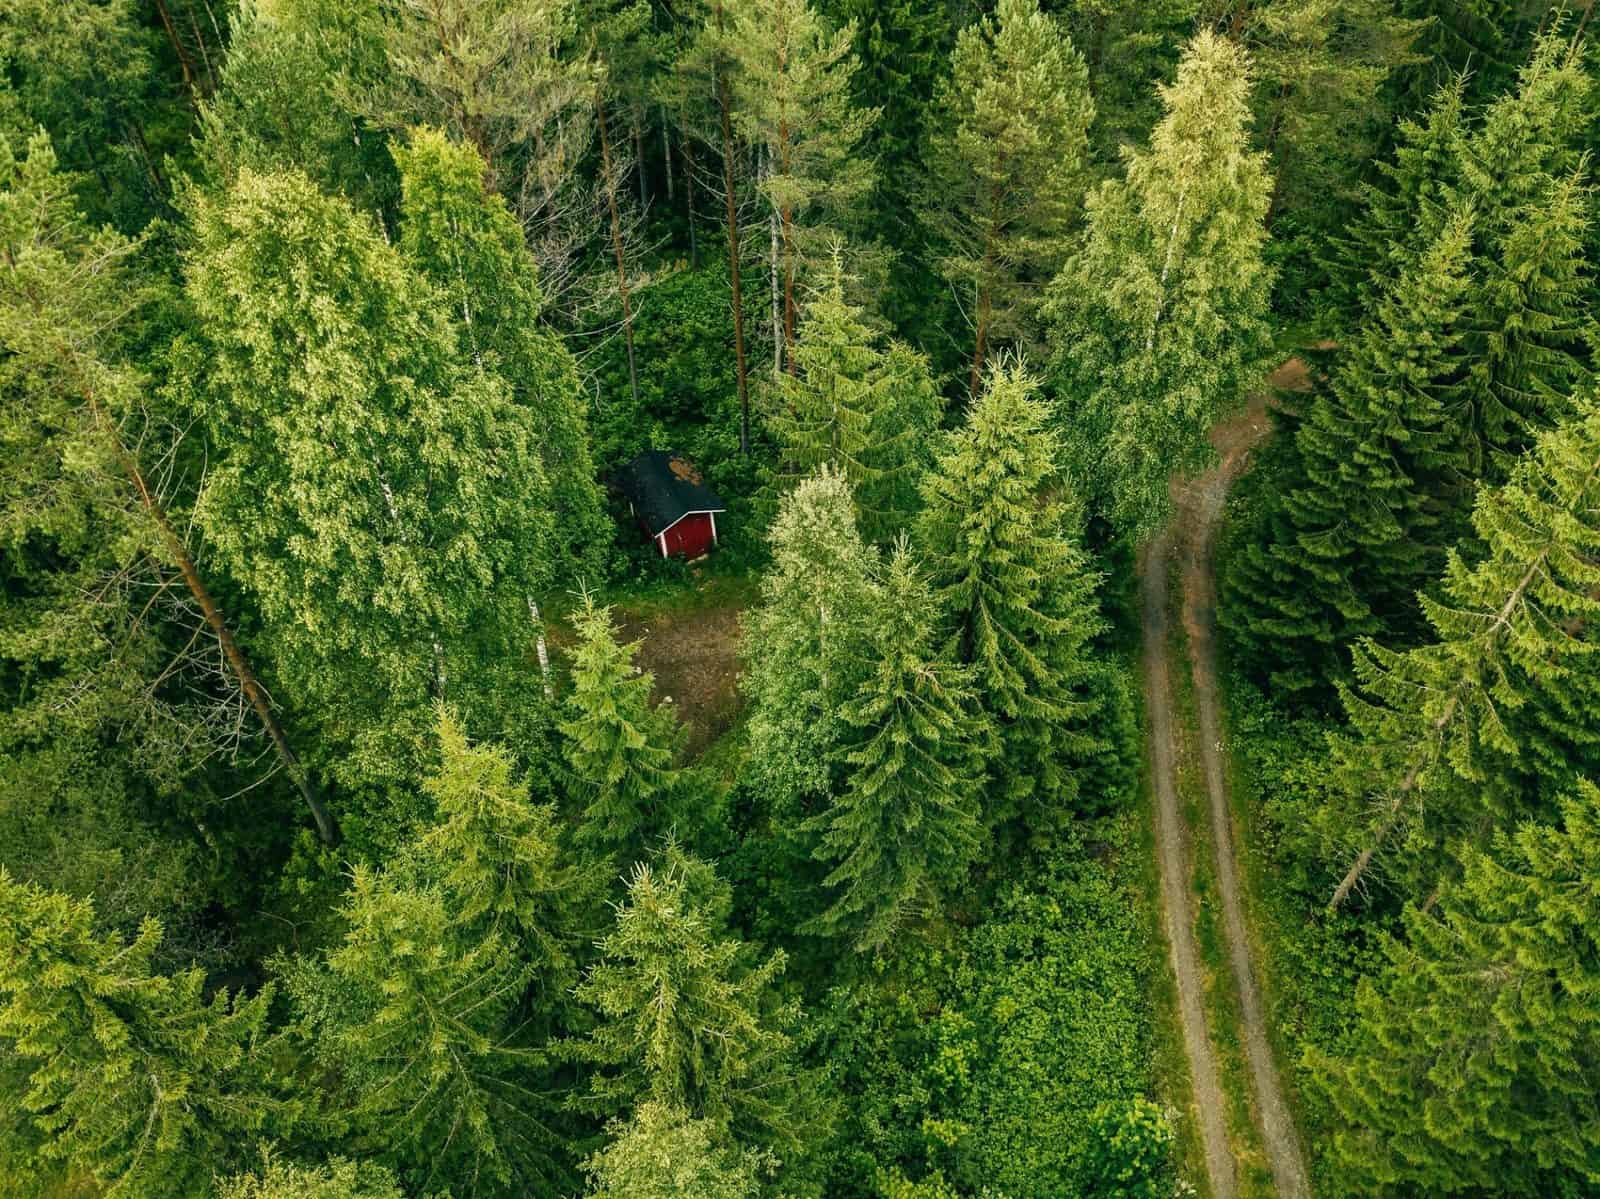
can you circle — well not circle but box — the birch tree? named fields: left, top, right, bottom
left=181, top=168, right=557, bottom=790
left=394, top=127, right=610, bottom=576
left=1046, top=29, right=1273, bottom=539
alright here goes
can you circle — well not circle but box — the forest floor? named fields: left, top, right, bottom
left=1142, top=361, right=1312, bottom=1199
left=612, top=571, right=753, bottom=757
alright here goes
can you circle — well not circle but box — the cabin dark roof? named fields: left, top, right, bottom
left=614, top=450, right=726, bottom=535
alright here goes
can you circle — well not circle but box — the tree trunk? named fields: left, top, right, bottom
left=83, top=385, right=338, bottom=846
left=969, top=283, right=991, bottom=400
left=632, top=109, right=648, bottom=211
left=777, top=116, right=798, bottom=375
left=152, top=0, right=200, bottom=104
left=770, top=187, right=783, bottom=376
left=661, top=114, right=674, bottom=202
left=715, top=1, right=750, bottom=455
left=597, top=92, right=642, bottom=410
left=683, top=125, right=700, bottom=269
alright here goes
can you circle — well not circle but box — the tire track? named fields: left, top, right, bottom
left=1143, top=370, right=1311, bottom=1198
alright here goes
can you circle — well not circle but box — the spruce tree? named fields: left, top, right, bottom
left=284, top=868, right=551, bottom=1195
left=394, top=127, right=611, bottom=576
left=919, top=0, right=1093, bottom=395
left=1460, top=168, right=1596, bottom=473
left=419, top=708, right=589, bottom=989
left=1047, top=29, right=1273, bottom=539
left=1322, top=396, right=1600, bottom=909
left=769, top=250, right=942, bottom=540
left=1312, top=780, right=1600, bottom=1196
left=363, top=0, right=590, bottom=203
left=0, top=871, right=285, bottom=1198
left=180, top=167, right=558, bottom=790
left=1328, top=31, right=1589, bottom=330
left=583, top=1101, right=770, bottom=1199
left=560, top=593, right=684, bottom=853
left=806, top=540, right=990, bottom=949
left=741, top=468, right=881, bottom=806
left=1225, top=211, right=1477, bottom=693
left=568, top=849, right=816, bottom=1156
left=916, top=359, right=1107, bottom=823
left=1320, top=72, right=1466, bottom=319
left=729, top=0, right=876, bottom=368
left=1232, top=0, right=1426, bottom=249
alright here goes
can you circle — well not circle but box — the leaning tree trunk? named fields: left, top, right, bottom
left=86, top=383, right=338, bottom=846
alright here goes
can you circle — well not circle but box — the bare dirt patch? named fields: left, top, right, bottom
left=615, top=602, right=744, bottom=759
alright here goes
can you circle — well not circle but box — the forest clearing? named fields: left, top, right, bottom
left=5, top=2, right=1600, bottom=1198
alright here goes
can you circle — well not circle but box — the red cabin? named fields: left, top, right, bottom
left=614, top=450, right=727, bottom=560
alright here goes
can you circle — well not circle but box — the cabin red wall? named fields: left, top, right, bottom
left=660, top=513, right=716, bottom=558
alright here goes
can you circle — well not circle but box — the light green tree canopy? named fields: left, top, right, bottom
left=1047, top=28, right=1273, bottom=539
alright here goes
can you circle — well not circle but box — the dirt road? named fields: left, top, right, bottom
left=1143, top=368, right=1311, bottom=1198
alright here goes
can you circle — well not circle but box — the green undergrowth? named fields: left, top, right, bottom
left=811, top=806, right=1162, bottom=1199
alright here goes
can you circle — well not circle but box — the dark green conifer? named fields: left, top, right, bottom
left=768, top=250, right=942, bottom=541
left=917, top=358, right=1106, bottom=823
left=1325, top=397, right=1600, bottom=908
left=1226, top=212, right=1476, bottom=691
left=806, top=540, right=990, bottom=948
left=1312, top=780, right=1600, bottom=1196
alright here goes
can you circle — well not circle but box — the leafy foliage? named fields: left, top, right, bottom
left=1047, top=29, right=1273, bottom=538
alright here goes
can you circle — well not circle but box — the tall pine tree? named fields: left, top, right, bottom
left=768, top=249, right=942, bottom=540
left=567, top=847, right=821, bottom=1160
left=919, top=0, right=1094, bottom=396
left=729, top=0, right=876, bottom=369
left=419, top=708, right=590, bottom=992
left=741, top=468, right=881, bottom=806
left=284, top=867, right=555, bottom=1195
